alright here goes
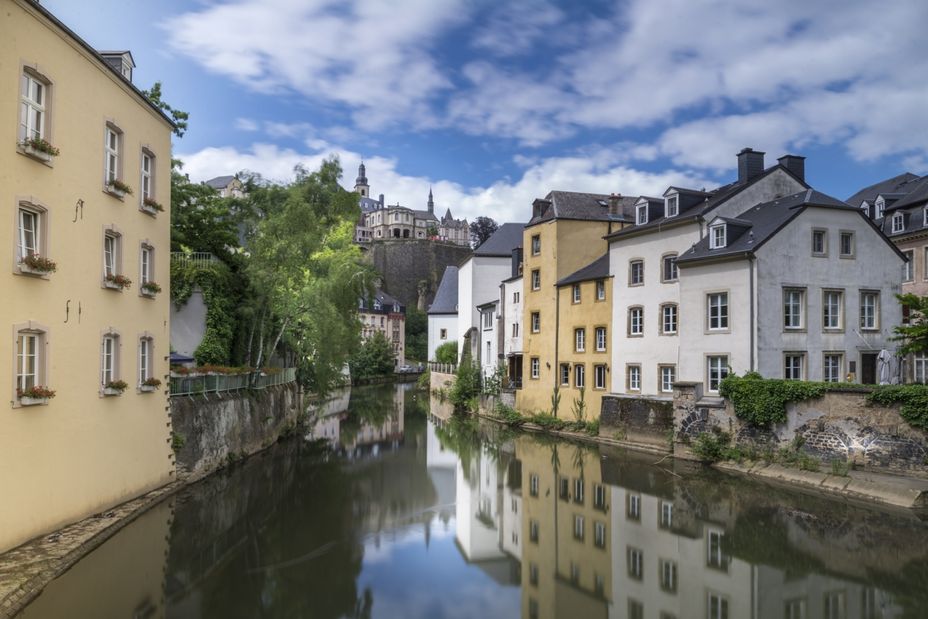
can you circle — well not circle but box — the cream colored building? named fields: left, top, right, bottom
left=0, top=0, right=175, bottom=552
left=359, top=289, right=406, bottom=367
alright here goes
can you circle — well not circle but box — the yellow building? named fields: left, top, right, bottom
left=554, top=254, right=612, bottom=420
left=0, top=0, right=175, bottom=552
left=517, top=192, right=632, bottom=415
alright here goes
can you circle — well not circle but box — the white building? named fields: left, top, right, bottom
left=676, top=189, right=904, bottom=390
left=427, top=266, right=458, bottom=362
left=457, top=223, right=524, bottom=362
left=607, top=149, right=808, bottom=396
left=477, top=300, right=500, bottom=380
left=502, top=273, right=524, bottom=387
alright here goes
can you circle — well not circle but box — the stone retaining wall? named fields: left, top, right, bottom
left=170, top=383, right=303, bottom=478
left=600, top=394, right=675, bottom=450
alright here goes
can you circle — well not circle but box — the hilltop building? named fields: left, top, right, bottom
left=359, top=289, right=406, bottom=368
left=204, top=175, right=244, bottom=198
left=353, top=163, right=469, bottom=246
left=0, top=0, right=175, bottom=552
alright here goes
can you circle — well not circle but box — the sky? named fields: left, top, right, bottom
left=43, top=0, right=928, bottom=224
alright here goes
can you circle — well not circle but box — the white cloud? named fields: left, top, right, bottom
left=177, top=142, right=710, bottom=224
left=234, top=117, right=259, bottom=131
left=470, top=0, right=563, bottom=58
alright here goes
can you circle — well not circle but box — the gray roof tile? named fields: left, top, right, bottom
left=556, top=253, right=610, bottom=286
left=474, top=222, right=525, bottom=256
left=528, top=191, right=633, bottom=226
left=428, top=266, right=459, bottom=314
left=846, top=172, right=921, bottom=207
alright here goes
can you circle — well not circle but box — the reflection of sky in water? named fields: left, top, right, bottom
left=358, top=516, right=520, bottom=619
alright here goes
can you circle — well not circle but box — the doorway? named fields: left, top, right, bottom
left=860, top=352, right=878, bottom=384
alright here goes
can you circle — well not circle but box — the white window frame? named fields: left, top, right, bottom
left=596, top=279, right=605, bottom=300
left=629, top=260, right=644, bottom=285
left=876, top=197, right=885, bottom=219
left=140, top=244, right=153, bottom=286
left=824, top=353, right=843, bottom=383
left=574, top=364, right=585, bottom=388
left=104, top=125, right=120, bottom=186
left=659, top=559, right=678, bottom=593
left=627, top=546, right=643, bottom=580
left=892, top=213, right=905, bottom=234
left=914, top=353, right=928, bottom=384
left=140, top=150, right=154, bottom=203
left=19, top=71, right=47, bottom=143
left=101, top=333, right=118, bottom=386
left=636, top=203, right=648, bottom=225
left=17, top=206, right=39, bottom=262
left=660, top=365, right=676, bottom=393
left=594, top=364, right=606, bottom=389
left=103, top=232, right=118, bottom=278
left=662, top=254, right=678, bottom=282
left=860, top=291, right=879, bottom=330
left=531, top=234, right=540, bottom=255
left=627, top=493, right=641, bottom=519
left=659, top=501, right=673, bottom=528
left=665, top=194, right=678, bottom=218
left=138, top=337, right=152, bottom=385
left=572, top=284, right=581, bottom=303
left=531, top=269, right=540, bottom=290
left=530, top=357, right=540, bottom=379
left=823, top=290, right=844, bottom=330
left=531, top=312, right=540, bottom=333
left=627, top=364, right=641, bottom=391
left=575, top=328, right=585, bottom=352
left=573, top=514, right=584, bottom=540
left=707, top=293, right=729, bottom=331
left=903, top=250, right=914, bottom=282
left=784, top=353, right=805, bottom=380
left=594, top=521, right=606, bottom=548
left=783, top=288, right=804, bottom=330
left=709, top=224, right=726, bottom=249
left=661, top=304, right=678, bottom=334
left=706, top=355, right=729, bottom=393
left=16, top=331, right=40, bottom=394
left=560, top=363, right=570, bottom=386
left=629, top=306, right=643, bottom=336
left=595, top=326, right=606, bottom=351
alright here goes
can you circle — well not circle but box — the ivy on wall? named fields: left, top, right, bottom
left=171, top=259, right=239, bottom=365
left=868, top=386, right=928, bottom=432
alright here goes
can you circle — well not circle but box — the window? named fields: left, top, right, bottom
left=628, top=600, right=644, bottom=619
left=706, top=356, right=729, bottom=393
left=707, top=593, right=729, bottom=619
left=627, top=364, right=641, bottom=391
left=15, top=327, right=47, bottom=399
left=531, top=269, right=540, bottom=290
left=824, top=353, right=843, bottom=383
left=530, top=357, right=540, bottom=379
left=574, top=364, right=585, bottom=388
left=823, top=592, right=845, bottom=619
left=511, top=323, right=519, bottom=337
left=529, top=563, right=538, bottom=586
left=440, top=328, right=447, bottom=339
left=661, top=304, right=678, bottom=334
left=101, top=333, right=119, bottom=387
left=784, top=599, right=806, bottom=619
left=629, top=260, right=644, bottom=285
left=812, top=229, right=827, bottom=255
left=138, top=337, right=153, bottom=386
left=560, top=363, right=570, bottom=386
left=529, top=474, right=539, bottom=497
left=707, top=530, right=729, bottom=570
left=709, top=224, right=726, bottom=249
left=629, top=306, right=643, bottom=336
left=903, top=250, right=914, bottom=282
left=596, top=279, right=606, bottom=300
left=876, top=198, right=885, bottom=219
left=482, top=310, right=493, bottom=329
left=860, top=291, right=879, bottom=330
left=104, top=125, right=121, bottom=187
left=662, top=254, right=678, bottom=282
left=573, top=478, right=584, bottom=504
left=627, top=547, right=643, bottom=580
left=103, top=231, right=121, bottom=279
left=595, top=327, right=606, bottom=351
left=594, top=521, right=606, bottom=548
left=707, top=293, right=728, bottom=330
left=636, top=203, right=648, bottom=225
left=660, top=365, right=676, bottom=393
left=783, top=289, right=804, bottom=330
left=559, top=477, right=570, bottom=500
left=570, top=562, right=580, bottom=584
left=575, top=328, right=585, bottom=352
left=784, top=353, right=804, bottom=380
left=531, top=312, right=540, bottom=333
left=513, top=291, right=520, bottom=303
left=823, top=290, right=844, bottom=330
left=627, top=493, right=641, bottom=520
left=572, top=284, right=581, bottom=303
left=573, top=515, right=584, bottom=540
left=16, top=203, right=48, bottom=269
left=531, top=234, right=540, bottom=255
left=665, top=195, right=678, bottom=218
left=594, top=484, right=606, bottom=510
left=529, top=519, right=539, bottom=543
left=892, top=213, right=905, bottom=234
left=839, top=231, right=854, bottom=257
left=140, top=244, right=154, bottom=289
left=659, top=559, right=677, bottom=593
left=659, top=501, right=673, bottom=529
left=140, top=150, right=154, bottom=204
left=19, top=71, right=47, bottom=143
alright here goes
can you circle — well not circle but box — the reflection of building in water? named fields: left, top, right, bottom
left=426, top=418, right=457, bottom=526
left=309, top=385, right=405, bottom=459
left=755, top=568, right=902, bottom=619
left=517, top=437, right=612, bottom=619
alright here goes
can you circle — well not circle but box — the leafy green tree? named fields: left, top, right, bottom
left=404, top=307, right=427, bottom=362
left=142, top=81, right=189, bottom=138
left=170, top=160, right=242, bottom=259
left=892, top=293, right=928, bottom=355
left=349, top=332, right=396, bottom=381
left=434, top=341, right=458, bottom=364
left=469, top=216, right=499, bottom=249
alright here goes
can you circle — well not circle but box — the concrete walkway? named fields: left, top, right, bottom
left=714, top=460, right=928, bottom=509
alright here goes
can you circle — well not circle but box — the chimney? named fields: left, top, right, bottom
left=736, top=148, right=765, bottom=184
left=777, top=155, right=806, bottom=183
left=511, top=247, right=523, bottom=279
left=608, top=193, right=622, bottom=217
left=379, top=193, right=385, bottom=207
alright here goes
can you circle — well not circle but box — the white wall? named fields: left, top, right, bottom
left=457, top=256, right=513, bottom=362
left=503, top=277, right=523, bottom=357
left=479, top=305, right=499, bottom=379
left=427, top=314, right=457, bottom=361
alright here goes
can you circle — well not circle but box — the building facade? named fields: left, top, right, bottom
left=359, top=289, right=406, bottom=367
left=0, top=0, right=175, bottom=552
left=427, top=265, right=458, bottom=362
left=502, top=272, right=524, bottom=388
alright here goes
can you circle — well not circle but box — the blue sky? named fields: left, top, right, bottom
left=44, top=0, right=928, bottom=223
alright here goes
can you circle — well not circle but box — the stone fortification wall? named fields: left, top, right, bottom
left=170, top=383, right=303, bottom=478
left=368, top=240, right=472, bottom=308
left=674, top=383, right=928, bottom=474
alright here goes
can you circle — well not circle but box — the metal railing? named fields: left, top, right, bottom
left=169, top=368, right=297, bottom=397
left=171, top=252, right=220, bottom=269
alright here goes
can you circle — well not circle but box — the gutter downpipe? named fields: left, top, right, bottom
left=749, top=254, right=756, bottom=372
left=554, top=283, right=560, bottom=417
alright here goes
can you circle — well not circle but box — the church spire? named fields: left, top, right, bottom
left=354, top=161, right=369, bottom=198
left=428, top=186, right=434, bottom=214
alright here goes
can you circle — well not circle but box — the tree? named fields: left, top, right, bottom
left=892, top=293, right=928, bottom=355
left=349, top=332, right=396, bottom=381
left=170, top=159, right=241, bottom=259
left=434, top=341, right=458, bottom=364
left=404, top=308, right=427, bottom=362
left=143, top=82, right=189, bottom=138
left=469, top=216, right=499, bottom=249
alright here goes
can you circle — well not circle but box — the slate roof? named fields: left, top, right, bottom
left=361, top=289, right=404, bottom=313
left=845, top=172, right=921, bottom=208
left=428, top=266, right=459, bottom=315
left=359, top=196, right=381, bottom=211
left=677, top=189, right=853, bottom=264
left=528, top=191, right=634, bottom=227
left=412, top=209, right=439, bottom=221
left=556, top=253, right=610, bottom=287
left=473, top=223, right=525, bottom=257
left=205, top=175, right=236, bottom=189
left=886, top=176, right=928, bottom=212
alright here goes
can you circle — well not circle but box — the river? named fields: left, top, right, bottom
left=16, top=383, right=928, bottom=618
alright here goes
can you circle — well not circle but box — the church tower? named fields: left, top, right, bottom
left=428, top=187, right=434, bottom=214
left=355, top=162, right=370, bottom=198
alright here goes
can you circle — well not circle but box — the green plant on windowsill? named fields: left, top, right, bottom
left=104, top=273, right=132, bottom=289
left=140, top=377, right=162, bottom=392
left=141, top=281, right=162, bottom=295
left=17, top=385, right=57, bottom=400
left=108, top=179, right=134, bottom=195
left=20, top=137, right=60, bottom=157
left=142, top=197, right=164, bottom=212
left=21, top=253, right=57, bottom=273
left=103, top=380, right=129, bottom=395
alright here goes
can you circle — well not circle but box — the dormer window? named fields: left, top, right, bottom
left=665, top=195, right=679, bottom=218
left=393, top=303, right=400, bottom=313
left=892, top=213, right=905, bottom=234
left=373, top=299, right=382, bottom=310
left=923, top=206, right=928, bottom=227
left=876, top=197, right=885, bottom=219
left=636, top=203, right=648, bottom=225
left=709, top=224, right=726, bottom=249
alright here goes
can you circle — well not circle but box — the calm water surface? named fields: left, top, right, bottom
left=18, top=383, right=928, bottom=618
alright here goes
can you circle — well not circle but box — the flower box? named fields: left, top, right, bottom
left=103, top=274, right=132, bottom=290
left=106, top=180, right=133, bottom=199
left=20, top=263, right=47, bottom=276
left=139, top=385, right=157, bottom=393
left=20, top=254, right=57, bottom=276
left=20, top=396, right=49, bottom=406
left=24, top=144, right=52, bottom=163
left=103, top=380, right=128, bottom=396
left=141, top=198, right=164, bottom=216
left=19, top=138, right=59, bottom=163
left=17, top=386, right=56, bottom=405
left=140, top=281, right=161, bottom=297
left=102, top=387, right=123, bottom=396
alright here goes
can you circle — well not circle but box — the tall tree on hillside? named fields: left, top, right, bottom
left=470, top=216, right=499, bottom=249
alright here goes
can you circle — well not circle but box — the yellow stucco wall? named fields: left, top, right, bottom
left=517, top=219, right=612, bottom=414
left=0, top=0, right=174, bottom=552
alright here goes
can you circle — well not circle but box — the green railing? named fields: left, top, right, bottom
left=169, top=368, right=297, bottom=397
